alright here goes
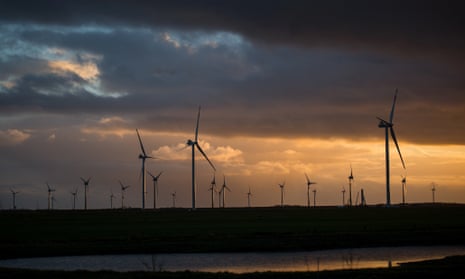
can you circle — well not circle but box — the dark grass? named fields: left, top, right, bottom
left=2, top=204, right=465, bottom=259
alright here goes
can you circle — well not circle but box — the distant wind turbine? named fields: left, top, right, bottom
left=186, top=106, right=216, bottom=209
left=46, top=183, right=56, bottom=210
left=360, top=188, right=367, bottom=206
left=431, top=182, right=437, bottom=203
left=10, top=188, right=19, bottom=210
left=247, top=186, right=252, bottom=208
left=341, top=187, right=346, bottom=206
left=305, top=173, right=317, bottom=208
left=136, top=129, right=153, bottom=209
left=278, top=182, right=285, bottom=207
left=70, top=188, right=78, bottom=210
left=312, top=189, right=317, bottom=207
left=148, top=170, right=163, bottom=209
left=401, top=175, right=407, bottom=205
left=220, top=175, right=231, bottom=208
left=171, top=191, right=177, bottom=208
left=80, top=177, right=91, bottom=210
left=208, top=174, right=217, bottom=208
left=377, top=89, right=406, bottom=206
left=110, top=190, right=115, bottom=209
left=348, top=166, right=354, bottom=207
left=119, top=180, right=130, bottom=209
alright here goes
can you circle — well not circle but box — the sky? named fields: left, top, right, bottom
left=1, top=0, right=465, bottom=209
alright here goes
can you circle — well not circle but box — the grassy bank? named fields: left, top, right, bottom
left=2, top=204, right=465, bottom=259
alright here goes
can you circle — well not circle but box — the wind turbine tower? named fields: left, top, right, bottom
left=278, top=182, right=285, bottom=207
left=110, top=190, right=115, bottom=209
left=431, top=182, right=437, bottom=203
left=171, top=191, right=176, bottom=208
left=80, top=177, right=91, bottom=210
left=208, top=174, right=217, bottom=208
left=148, top=171, right=163, bottom=209
left=136, top=129, right=153, bottom=209
left=305, top=173, right=317, bottom=208
left=348, top=166, right=354, bottom=207
left=186, top=106, right=216, bottom=210
left=401, top=175, right=407, bottom=205
left=119, top=180, right=130, bottom=209
left=247, top=186, right=252, bottom=208
left=10, top=188, right=19, bottom=210
left=46, top=183, right=56, bottom=210
left=342, top=187, right=346, bottom=206
left=220, top=175, right=231, bottom=208
left=312, top=189, right=317, bottom=207
left=377, top=89, right=406, bottom=206
left=71, top=188, right=78, bottom=210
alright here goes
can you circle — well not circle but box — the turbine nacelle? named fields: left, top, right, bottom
left=186, top=139, right=195, bottom=146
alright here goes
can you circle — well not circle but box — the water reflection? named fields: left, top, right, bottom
left=1, top=246, right=464, bottom=273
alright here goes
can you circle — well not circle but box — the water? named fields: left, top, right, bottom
left=1, top=246, right=464, bottom=273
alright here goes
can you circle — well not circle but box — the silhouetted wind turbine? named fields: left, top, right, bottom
left=208, top=174, right=217, bottom=208
left=377, top=89, right=406, bottom=207
left=80, top=177, right=91, bottom=210
left=70, top=188, right=78, bottom=210
left=360, top=188, right=367, bottom=206
left=148, top=170, right=163, bottom=209
left=110, top=190, right=115, bottom=209
left=220, top=175, right=231, bottom=208
left=305, top=173, right=317, bottom=208
left=431, top=182, right=437, bottom=203
left=136, top=129, right=153, bottom=209
left=186, top=106, right=216, bottom=209
left=171, top=191, right=177, bottom=208
left=342, top=187, right=346, bottom=206
left=348, top=166, right=354, bottom=206
left=401, top=175, right=407, bottom=205
left=247, top=186, right=252, bottom=208
left=10, top=188, right=19, bottom=210
left=119, top=180, right=130, bottom=209
left=312, top=189, right=317, bottom=207
left=46, top=183, right=55, bottom=210
left=278, top=182, right=285, bottom=207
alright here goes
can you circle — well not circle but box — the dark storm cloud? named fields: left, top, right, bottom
left=1, top=0, right=464, bottom=64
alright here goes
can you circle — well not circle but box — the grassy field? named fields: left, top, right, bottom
left=2, top=204, right=465, bottom=260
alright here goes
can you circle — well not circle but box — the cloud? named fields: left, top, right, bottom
left=0, top=129, right=31, bottom=146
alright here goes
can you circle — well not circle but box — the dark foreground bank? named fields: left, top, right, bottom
left=1, top=255, right=464, bottom=279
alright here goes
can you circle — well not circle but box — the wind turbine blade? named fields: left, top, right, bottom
left=80, top=177, right=86, bottom=183
left=195, top=143, right=216, bottom=171
left=305, top=173, right=310, bottom=184
left=147, top=171, right=155, bottom=179
left=376, top=117, right=390, bottom=124
left=195, top=106, right=201, bottom=142
left=136, top=129, right=148, bottom=156
left=389, top=88, right=398, bottom=123
left=390, top=127, right=406, bottom=169
left=156, top=171, right=163, bottom=179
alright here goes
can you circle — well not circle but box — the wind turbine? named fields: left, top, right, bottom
left=377, top=89, right=406, bottom=207
left=220, top=175, right=231, bottom=208
left=110, top=190, right=115, bottom=209
left=305, top=173, right=317, bottom=208
left=341, top=187, right=346, bottom=207
left=171, top=191, right=177, bottom=208
left=208, top=174, right=217, bottom=208
left=278, top=182, right=285, bottom=207
left=401, top=175, right=407, bottom=205
left=186, top=106, right=216, bottom=209
left=431, top=182, right=437, bottom=203
left=119, top=180, right=130, bottom=209
left=70, top=188, right=78, bottom=210
left=148, top=171, right=163, bottom=209
left=247, top=186, right=252, bottom=208
left=312, top=189, right=317, bottom=207
left=46, top=183, right=56, bottom=210
left=136, top=129, right=153, bottom=209
left=10, top=188, right=19, bottom=210
left=80, top=177, right=91, bottom=210
left=348, top=166, right=354, bottom=206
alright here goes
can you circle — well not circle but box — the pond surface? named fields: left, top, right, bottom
left=1, top=246, right=464, bottom=273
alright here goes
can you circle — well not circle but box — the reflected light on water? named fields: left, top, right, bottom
left=0, top=246, right=464, bottom=273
